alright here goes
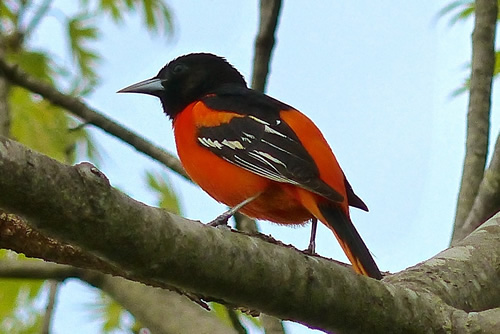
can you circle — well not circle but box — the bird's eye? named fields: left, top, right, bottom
left=172, top=64, right=187, bottom=74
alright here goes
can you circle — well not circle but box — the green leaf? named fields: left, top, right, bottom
left=9, top=87, right=97, bottom=163
left=139, top=0, right=174, bottom=36
left=101, top=295, right=123, bottom=332
left=209, top=303, right=233, bottom=327
left=209, top=303, right=262, bottom=329
left=438, top=0, right=500, bottom=25
left=7, top=50, right=55, bottom=82
left=0, top=1, right=16, bottom=27
left=450, top=78, right=470, bottom=98
left=0, top=258, right=46, bottom=334
left=437, top=0, right=474, bottom=25
left=146, top=171, right=182, bottom=214
left=494, top=50, right=500, bottom=76
left=67, top=12, right=101, bottom=87
left=92, top=0, right=173, bottom=36
left=88, top=292, right=132, bottom=333
left=99, top=0, right=122, bottom=22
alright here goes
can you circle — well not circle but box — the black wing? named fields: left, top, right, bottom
left=198, top=90, right=344, bottom=203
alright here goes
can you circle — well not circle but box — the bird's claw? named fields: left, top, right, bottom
left=207, top=213, right=231, bottom=227
left=304, top=240, right=316, bottom=255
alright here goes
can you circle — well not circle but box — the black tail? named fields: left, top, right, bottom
left=318, top=204, right=382, bottom=279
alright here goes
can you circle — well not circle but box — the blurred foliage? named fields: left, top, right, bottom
left=438, top=0, right=500, bottom=24
left=437, top=0, right=476, bottom=25
left=146, top=170, right=182, bottom=214
left=88, top=0, right=174, bottom=35
left=438, top=0, right=500, bottom=96
left=210, top=302, right=262, bottom=331
left=89, top=292, right=139, bottom=334
left=0, top=0, right=174, bottom=333
left=0, top=251, right=45, bottom=334
left=9, top=87, right=96, bottom=163
left=1, top=0, right=173, bottom=93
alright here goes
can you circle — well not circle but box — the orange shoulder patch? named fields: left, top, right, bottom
left=191, top=101, right=244, bottom=127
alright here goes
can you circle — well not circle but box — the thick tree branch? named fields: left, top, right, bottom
left=251, top=0, right=282, bottom=92
left=0, top=261, right=238, bottom=334
left=1, top=136, right=500, bottom=332
left=452, top=0, right=498, bottom=241
left=0, top=209, right=209, bottom=310
left=0, top=57, right=189, bottom=180
left=0, top=210, right=128, bottom=276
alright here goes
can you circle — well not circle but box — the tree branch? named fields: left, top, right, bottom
left=0, top=57, right=189, bottom=180
left=0, top=208, right=212, bottom=311
left=0, top=260, right=238, bottom=334
left=452, top=132, right=500, bottom=244
left=97, top=274, right=238, bottom=334
left=452, top=0, right=498, bottom=241
left=1, top=136, right=500, bottom=332
left=0, top=210, right=127, bottom=277
left=41, top=280, right=58, bottom=334
left=251, top=0, right=282, bottom=92
left=259, top=313, right=285, bottom=334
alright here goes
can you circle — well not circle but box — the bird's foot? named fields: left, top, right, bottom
left=207, top=211, right=233, bottom=227
left=304, top=240, right=316, bottom=255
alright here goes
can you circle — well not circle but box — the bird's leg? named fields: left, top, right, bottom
left=208, top=194, right=260, bottom=227
left=305, top=218, right=318, bottom=254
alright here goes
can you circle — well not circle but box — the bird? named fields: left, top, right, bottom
left=118, top=53, right=382, bottom=279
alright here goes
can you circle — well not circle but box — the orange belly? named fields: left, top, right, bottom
left=173, top=101, right=313, bottom=225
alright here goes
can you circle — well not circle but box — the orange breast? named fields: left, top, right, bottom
left=172, top=101, right=313, bottom=224
left=173, top=102, right=266, bottom=206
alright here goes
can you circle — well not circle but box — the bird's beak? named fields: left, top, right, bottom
left=117, top=77, right=165, bottom=95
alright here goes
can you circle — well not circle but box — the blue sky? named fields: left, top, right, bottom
left=32, top=1, right=500, bottom=333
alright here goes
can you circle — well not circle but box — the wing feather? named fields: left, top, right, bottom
left=197, top=113, right=344, bottom=203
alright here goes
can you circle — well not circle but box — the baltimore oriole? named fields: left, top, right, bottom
left=119, top=53, right=382, bottom=279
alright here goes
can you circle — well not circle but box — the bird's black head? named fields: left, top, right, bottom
left=118, top=53, right=247, bottom=119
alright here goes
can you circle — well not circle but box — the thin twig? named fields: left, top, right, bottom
left=41, top=280, right=59, bottom=334
left=24, top=0, right=54, bottom=37
left=236, top=0, right=283, bottom=234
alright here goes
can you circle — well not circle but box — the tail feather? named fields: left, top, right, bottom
left=318, top=204, right=382, bottom=280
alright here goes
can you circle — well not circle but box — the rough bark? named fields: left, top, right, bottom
left=0, top=211, right=129, bottom=277
left=452, top=0, right=498, bottom=242
left=1, top=136, right=500, bottom=333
